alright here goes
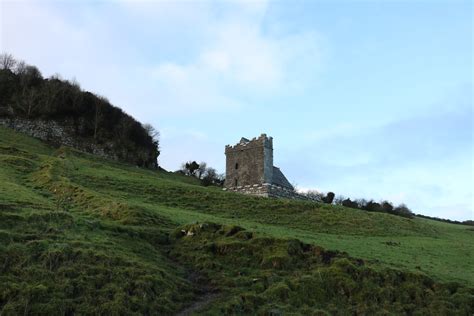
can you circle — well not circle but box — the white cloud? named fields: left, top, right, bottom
left=145, top=2, right=323, bottom=115
left=152, top=63, right=190, bottom=83
left=149, top=21, right=322, bottom=114
left=201, top=50, right=230, bottom=72
left=1, top=0, right=323, bottom=119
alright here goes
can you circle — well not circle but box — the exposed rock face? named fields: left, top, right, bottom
left=0, top=117, right=158, bottom=168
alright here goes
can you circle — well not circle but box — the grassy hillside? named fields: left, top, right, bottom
left=1, top=125, right=473, bottom=314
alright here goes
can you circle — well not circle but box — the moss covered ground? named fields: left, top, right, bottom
left=0, top=125, right=473, bottom=314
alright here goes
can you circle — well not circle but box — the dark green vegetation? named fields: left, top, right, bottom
left=178, top=160, right=225, bottom=187
left=334, top=197, right=414, bottom=219
left=1, top=126, right=473, bottom=314
left=0, top=55, right=159, bottom=167
left=171, top=223, right=473, bottom=315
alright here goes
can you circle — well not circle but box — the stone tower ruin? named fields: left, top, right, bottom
left=224, top=134, right=295, bottom=198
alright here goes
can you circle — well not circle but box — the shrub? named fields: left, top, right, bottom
left=322, top=192, right=335, bottom=204
left=179, top=161, right=224, bottom=187
left=341, top=198, right=359, bottom=209
left=392, top=204, right=414, bottom=218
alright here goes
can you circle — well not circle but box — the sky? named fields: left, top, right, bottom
left=1, top=0, right=472, bottom=220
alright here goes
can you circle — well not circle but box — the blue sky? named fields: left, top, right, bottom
left=1, top=0, right=472, bottom=220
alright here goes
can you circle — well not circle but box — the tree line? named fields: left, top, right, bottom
left=302, top=190, right=414, bottom=218
left=0, top=53, right=159, bottom=168
left=303, top=190, right=473, bottom=224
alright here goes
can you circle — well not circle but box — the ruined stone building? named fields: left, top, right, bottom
left=224, top=134, right=297, bottom=198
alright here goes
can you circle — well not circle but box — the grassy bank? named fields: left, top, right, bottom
left=0, top=125, right=473, bottom=314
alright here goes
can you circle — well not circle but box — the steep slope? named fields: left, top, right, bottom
left=170, top=223, right=474, bottom=315
left=0, top=128, right=194, bottom=315
left=0, top=66, right=159, bottom=168
left=0, top=126, right=473, bottom=314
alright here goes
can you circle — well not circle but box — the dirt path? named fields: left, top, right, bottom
left=176, top=292, right=220, bottom=316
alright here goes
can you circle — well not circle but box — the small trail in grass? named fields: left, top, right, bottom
left=175, top=270, right=220, bottom=316
left=176, top=292, right=220, bottom=316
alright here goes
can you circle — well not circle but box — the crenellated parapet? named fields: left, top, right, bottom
left=225, top=133, right=273, bottom=153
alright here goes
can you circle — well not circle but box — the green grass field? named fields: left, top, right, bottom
left=1, top=125, right=473, bottom=314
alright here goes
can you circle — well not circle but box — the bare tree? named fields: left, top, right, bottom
left=12, top=88, right=40, bottom=117
left=40, top=79, right=65, bottom=114
left=333, top=195, right=346, bottom=205
left=196, top=161, right=207, bottom=179
left=69, top=80, right=83, bottom=113
left=94, top=100, right=101, bottom=139
left=304, top=190, right=324, bottom=202
left=143, top=123, right=160, bottom=143
left=49, top=73, right=63, bottom=80
left=0, top=53, right=16, bottom=70
left=355, top=198, right=368, bottom=209
left=14, top=60, right=27, bottom=75
left=201, top=167, right=216, bottom=186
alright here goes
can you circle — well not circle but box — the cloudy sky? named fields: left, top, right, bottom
left=1, top=0, right=472, bottom=220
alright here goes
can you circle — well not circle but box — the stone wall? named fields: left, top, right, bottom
left=263, top=145, right=273, bottom=184
left=0, top=117, right=157, bottom=167
left=223, top=183, right=318, bottom=202
left=224, top=134, right=273, bottom=188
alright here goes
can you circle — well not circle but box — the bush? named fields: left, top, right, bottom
left=322, top=192, right=335, bottom=204
left=181, top=161, right=200, bottom=176
left=392, top=204, right=414, bottom=218
left=363, top=200, right=383, bottom=213
left=341, top=198, right=358, bottom=209
left=179, top=161, right=224, bottom=187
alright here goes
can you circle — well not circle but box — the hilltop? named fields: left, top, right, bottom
left=0, top=55, right=159, bottom=168
left=0, top=125, right=473, bottom=314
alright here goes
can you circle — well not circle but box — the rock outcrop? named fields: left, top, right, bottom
left=0, top=117, right=158, bottom=167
